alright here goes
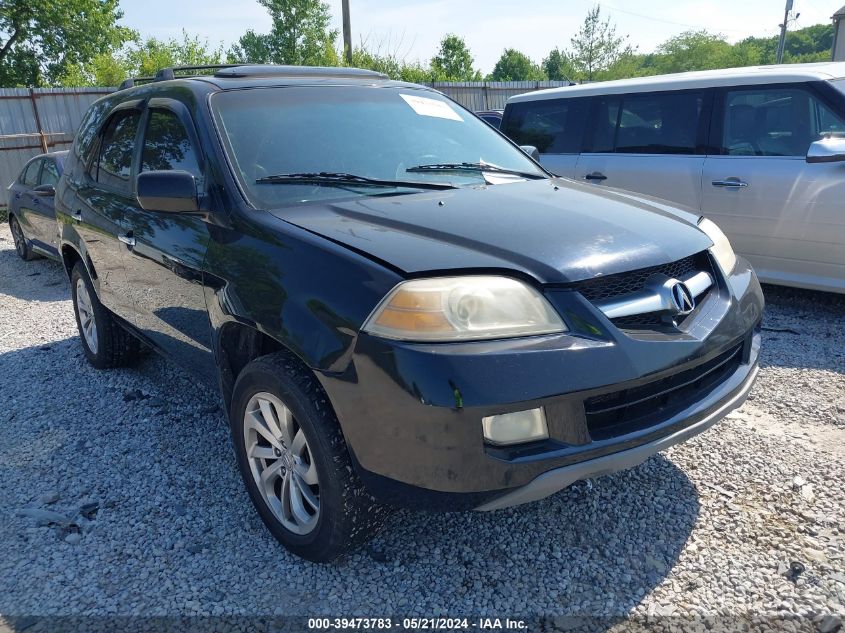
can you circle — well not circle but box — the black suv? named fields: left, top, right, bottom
left=56, top=65, right=763, bottom=562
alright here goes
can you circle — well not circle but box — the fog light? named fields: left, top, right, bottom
left=482, top=408, right=548, bottom=445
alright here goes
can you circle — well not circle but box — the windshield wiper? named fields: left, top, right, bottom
left=256, top=172, right=456, bottom=190
left=405, top=162, right=546, bottom=179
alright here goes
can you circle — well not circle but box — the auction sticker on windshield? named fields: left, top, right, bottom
left=400, top=93, right=463, bottom=121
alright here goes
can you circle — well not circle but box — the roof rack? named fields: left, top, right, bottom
left=117, top=63, right=388, bottom=91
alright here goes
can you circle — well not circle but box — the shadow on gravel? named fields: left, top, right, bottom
left=0, top=333, right=699, bottom=622
left=0, top=241, right=67, bottom=302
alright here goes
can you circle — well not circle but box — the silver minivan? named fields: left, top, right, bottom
left=502, top=63, right=845, bottom=293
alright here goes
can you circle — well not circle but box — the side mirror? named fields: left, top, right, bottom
left=136, top=170, right=198, bottom=213
left=519, top=145, right=540, bottom=161
left=806, top=137, right=845, bottom=163
left=33, top=184, right=55, bottom=196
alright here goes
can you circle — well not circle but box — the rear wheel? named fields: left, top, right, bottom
left=230, top=352, right=389, bottom=562
left=9, top=215, right=36, bottom=261
left=70, top=261, right=140, bottom=369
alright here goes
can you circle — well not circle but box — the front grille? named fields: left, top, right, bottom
left=573, top=252, right=715, bottom=329
left=584, top=343, right=744, bottom=440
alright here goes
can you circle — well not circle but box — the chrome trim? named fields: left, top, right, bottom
left=595, top=270, right=713, bottom=320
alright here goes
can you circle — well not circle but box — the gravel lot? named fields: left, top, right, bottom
left=0, top=221, right=843, bottom=631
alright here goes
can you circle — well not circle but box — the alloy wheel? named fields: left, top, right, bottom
left=10, top=217, right=26, bottom=257
left=243, top=392, right=320, bottom=535
left=75, top=278, right=98, bottom=354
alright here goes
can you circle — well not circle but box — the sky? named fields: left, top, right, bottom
left=116, top=0, right=845, bottom=74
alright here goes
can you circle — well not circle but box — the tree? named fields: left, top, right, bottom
left=489, top=49, right=546, bottom=81
left=542, top=48, right=573, bottom=81
left=229, top=0, right=337, bottom=66
left=430, top=34, right=480, bottom=81
left=0, top=0, right=133, bottom=86
left=567, top=6, right=633, bottom=82
left=652, top=30, right=734, bottom=73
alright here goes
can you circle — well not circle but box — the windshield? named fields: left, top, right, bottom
left=211, top=86, right=546, bottom=207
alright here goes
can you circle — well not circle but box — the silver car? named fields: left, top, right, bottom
left=502, top=63, right=845, bottom=294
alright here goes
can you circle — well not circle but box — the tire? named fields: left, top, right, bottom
left=230, top=352, right=389, bottom=562
left=9, top=215, right=37, bottom=261
left=70, top=261, right=140, bottom=369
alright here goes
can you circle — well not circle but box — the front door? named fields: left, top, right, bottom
left=117, top=101, right=216, bottom=382
left=701, top=84, right=845, bottom=291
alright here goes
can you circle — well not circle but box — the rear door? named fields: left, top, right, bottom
left=30, top=157, right=61, bottom=252
left=117, top=99, right=216, bottom=381
left=575, top=89, right=710, bottom=210
left=701, top=82, right=845, bottom=291
left=500, top=97, right=588, bottom=177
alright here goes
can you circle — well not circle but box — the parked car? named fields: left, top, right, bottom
left=475, top=109, right=503, bottom=128
left=501, top=63, right=845, bottom=294
left=7, top=151, right=66, bottom=261
left=56, top=64, right=762, bottom=562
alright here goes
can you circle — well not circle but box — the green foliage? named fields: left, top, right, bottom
left=541, top=48, right=574, bottom=82
left=566, top=6, right=634, bottom=82
left=0, top=0, right=134, bottom=86
left=228, top=0, right=337, bottom=66
left=347, top=44, right=429, bottom=83
left=489, top=49, right=546, bottom=81
left=430, top=34, right=480, bottom=81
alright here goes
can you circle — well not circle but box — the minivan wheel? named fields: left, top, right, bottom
left=9, top=215, right=36, bottom=261
left=230, top=352, right=389, bottom=562
left=70, top=262, right=140, bottom=369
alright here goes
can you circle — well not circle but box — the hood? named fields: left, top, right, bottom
left=270, top=178, right=712, bottom=284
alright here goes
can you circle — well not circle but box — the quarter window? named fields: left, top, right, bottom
left=140, top=109, right=202, bottom=186
left=589, top=91, right=703, bottom=154
left=21, top=159, right=41, bottom=186
left=95, top=110, right=141, bottom=193
left=722, top=86, right=845, bottom=156
left=502, top=98, right=588, bottom=153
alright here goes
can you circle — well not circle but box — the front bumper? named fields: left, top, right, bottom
left=317, top=257, right=764, bottom=511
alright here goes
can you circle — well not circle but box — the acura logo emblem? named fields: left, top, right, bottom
left=670, top=281, right=696, bottom=315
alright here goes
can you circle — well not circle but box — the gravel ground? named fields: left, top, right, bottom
left=0, top=221, right=843, bottom=632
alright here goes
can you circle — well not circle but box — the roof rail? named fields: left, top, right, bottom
left=118, top=63, right=388, bottom=91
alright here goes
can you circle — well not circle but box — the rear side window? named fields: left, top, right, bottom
left=40, top=160, right=59, bottom=186
left=21, top=159, right=41, bottom=186
left=722, top=86, right=845, bottom=156
left=140, top=109, right=203, bottom=186
left=588, top=91, right=704, bottom=154
left=502, top=98, right=588, bottom=153
left=94, top=110, right=141, bottom=193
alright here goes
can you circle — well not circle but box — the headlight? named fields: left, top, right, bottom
left=362, top=276, right=566, bottom=342
left=698, top=217, right=737, bottom=274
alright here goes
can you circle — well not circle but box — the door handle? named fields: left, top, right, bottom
left=32, top=196, right=40, bottom=204
left=14, top=192, right=21, bottom=199
left=118, top=232, right=136, bottom=248
left=712, top=178, right=748, bottom=188
left=585, top=171, right=607, bottom=181
left=70, top=210, right=83, bottom=222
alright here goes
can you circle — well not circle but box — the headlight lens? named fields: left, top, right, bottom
left=363, top=276, right=566, bottom=342
left=698, top=217, right=737, bottom=274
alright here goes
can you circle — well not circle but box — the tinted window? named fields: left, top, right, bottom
left=141, top=109, right=202, bottom=186
left=502, top=98, right=587, bottom=153
left=722, top=86, right=845, bottom=156
left=40, top=160, right=59, bottom=186
left=21, top=159, right=41, bottom=186
left=589, top=91, right=703, bottom=154
left=95, top=110, right=141, bottom=192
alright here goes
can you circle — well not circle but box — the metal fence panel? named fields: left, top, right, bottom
left=0, top=88, right=110, bottom=207
left=423, top=81, right=571, bottom=110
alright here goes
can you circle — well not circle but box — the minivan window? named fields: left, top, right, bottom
left=722, top=86, right=845, bottom=156
left=501, top=98, right=588, bottom=153
left=211, top=86, right=547, bottom=208
left=589, top=91, right=703, bottom=154
left=141, top=109, right=203, bottom=187
left=95, top=110, right=141, bottom=193
left=21, top=159, right=41, bottom=186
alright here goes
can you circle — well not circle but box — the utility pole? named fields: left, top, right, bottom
left=342, top=0, right=352, bottom=65
left=776, top=0, right=793, bottom=64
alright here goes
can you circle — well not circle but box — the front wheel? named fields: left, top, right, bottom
left=230, top=352, right=389, bottom=562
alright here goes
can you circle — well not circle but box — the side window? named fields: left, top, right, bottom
left=140, top=109, right=203, bottom=187
left=722, top=86, right=845, bottom=156
left=21, top=159, right=42, bottom=186
left=502, top=98, right=587, bottom=154
left=589, top=91, right=703, bottom=154
left=40, top=160, right=60, bottom=186
left=95, top=110, right=141, bottom=193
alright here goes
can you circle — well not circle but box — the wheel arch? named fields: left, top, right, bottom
left=60, top=242, right=97, bottom=282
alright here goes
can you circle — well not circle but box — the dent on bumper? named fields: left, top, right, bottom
left=475, top=362, right=759, bottom=511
